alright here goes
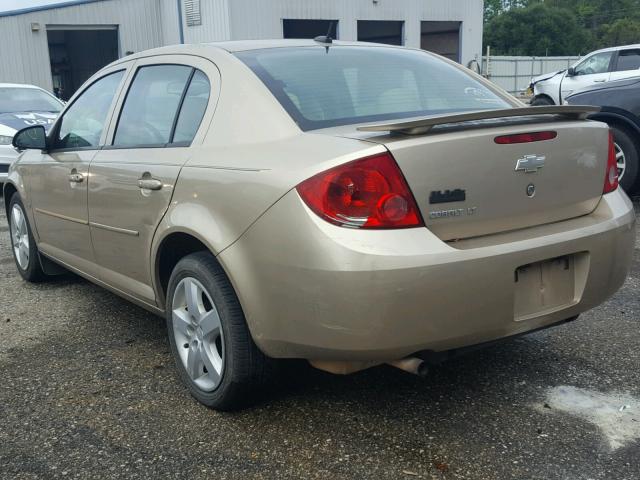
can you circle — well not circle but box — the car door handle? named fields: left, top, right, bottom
left=138, top=178, right=163, bottom=191
left=68, top=173, right=84, bottom=183
left=593, top=79, right=606, bottom=82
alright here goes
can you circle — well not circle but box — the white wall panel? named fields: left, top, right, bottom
left=483, top=55, right=581, bottom=93
left=159, top=0, right=182, bottom=45
left=226, top=0, right=483, bottom=65
left=181, top=0, right=230, bottom=43
left=0, top=0, right=483, bottom=92
left=0, top=0, right=167, bottom=92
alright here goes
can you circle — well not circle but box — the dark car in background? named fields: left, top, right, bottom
left=565, top=77, right=640, bottom=193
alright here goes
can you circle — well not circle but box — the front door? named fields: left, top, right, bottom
left=560, top=51, right=614, bottom=102
left=29, top=68, right=126, bottom=274
left=88, top=57, right=215, bottom=305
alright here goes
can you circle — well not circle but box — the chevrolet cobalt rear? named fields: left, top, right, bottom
left=4, top=41, right=635, bottom=410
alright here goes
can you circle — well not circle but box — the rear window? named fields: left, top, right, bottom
left=615, top=49, right=640, bottom=72
left=236, top=46, right=510, bottom=131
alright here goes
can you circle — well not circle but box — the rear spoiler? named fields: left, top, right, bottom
left=357, top=105, right=601, bottom=135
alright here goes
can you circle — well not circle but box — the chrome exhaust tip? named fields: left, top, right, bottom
left=387, top=357, right=428, bottom=377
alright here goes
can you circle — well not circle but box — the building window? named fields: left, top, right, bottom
left=421, top=21, right=462, bottom=62
left=357, top=20, right=404, bottom=46
left=184, top=0, right=202, bottom=27
left=283, top=19, right=338, bottom=39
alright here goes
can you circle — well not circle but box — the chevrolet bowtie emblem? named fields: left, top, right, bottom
left=515, top=154, right=546, bottom=173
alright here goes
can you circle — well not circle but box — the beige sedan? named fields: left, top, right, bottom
left=4, top=40, right=635, bottom=410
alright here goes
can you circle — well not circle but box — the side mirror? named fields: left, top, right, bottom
left=567, top=67, right=576, bottom=77
left=12, top=125, right=47, bottom=151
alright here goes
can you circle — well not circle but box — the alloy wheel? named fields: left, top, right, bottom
left=614, top=141, right=626, bottom=181
left=10, top=204, right=29, bottom=270
left=171, top=277, right=225, bottom=391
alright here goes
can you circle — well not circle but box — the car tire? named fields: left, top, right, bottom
left=530, top=96, right=554, bottom=106
left=8, top=194, right=47, bottom=282
left=166, top=251, right=273, bottom=410
left=610, top=124, right=639, bottom=194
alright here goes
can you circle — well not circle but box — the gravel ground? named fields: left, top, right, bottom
left=0, top=194, right=638, bottom=480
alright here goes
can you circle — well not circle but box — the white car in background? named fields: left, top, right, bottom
left=529, top=44, right=640, bottom=106
left=0, top=83, right=64, bottom=182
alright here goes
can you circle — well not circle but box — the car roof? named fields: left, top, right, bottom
left=205, top=39, right=394, bottom=52
left=0, top=83, right=43, bottom=89
left=589, top=44, right=640, bottom=55
left=112, top=39, right=403, bottom=65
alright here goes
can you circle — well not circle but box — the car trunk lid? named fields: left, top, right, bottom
left=314, top=109, right=608, bottom=240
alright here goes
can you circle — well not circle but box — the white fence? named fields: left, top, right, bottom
left=482, top=55, right=581, bottom=94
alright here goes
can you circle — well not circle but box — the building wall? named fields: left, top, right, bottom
left=0, top=0, right=483, bottom=93
left=0, top=0, right=169, bottom=92
left=159, top=0, right=183, bottom=45
left=224, top=0, right=483, bottom=65
left=179, top=0, right=231, bottom=44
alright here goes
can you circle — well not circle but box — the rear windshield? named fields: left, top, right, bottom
left=236, top=46, right=510, bottom=131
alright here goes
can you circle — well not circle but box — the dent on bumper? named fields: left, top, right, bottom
left=219, top=189, right=636, bottom=361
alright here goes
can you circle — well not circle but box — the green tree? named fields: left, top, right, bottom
left=484, top=0, right=640, bottom=54
left=600, top=18, right=640, bottom=46
left=546, top=0, right=640, bottom=31
left=484, top=0, right=533, bottom=23
left=484, top=3, right=594, bottom=55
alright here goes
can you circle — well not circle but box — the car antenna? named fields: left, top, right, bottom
left=313, top=21, right=335, bottom=53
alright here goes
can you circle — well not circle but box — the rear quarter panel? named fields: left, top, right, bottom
left=153, top=134, right=386, bottom=258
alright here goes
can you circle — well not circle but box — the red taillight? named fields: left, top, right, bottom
left=494, top=131, right=557, bottom=144
left=604, top=130, right=619, bottom=194
left=296, top=152, right=424, bottom=229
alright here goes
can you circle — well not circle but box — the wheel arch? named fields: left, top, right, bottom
left=589, top=110, right=640, bottom=140
left=154, top=228, right=219, bottom=308
left=2, top=181, right=18, bottom=217
left=592, top=109, right=640, bottom=192
left=531, top=94, right=555, bottom=105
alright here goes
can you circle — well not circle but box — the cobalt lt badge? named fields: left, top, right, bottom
left=526, top=183, right=536, bottom=198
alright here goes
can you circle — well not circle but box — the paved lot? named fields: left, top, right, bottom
left=0, top=194, right=639, bottom=480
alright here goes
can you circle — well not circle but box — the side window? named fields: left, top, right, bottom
left=615, top=50, right=640, bottom=72
left=54, top=70, right=124, bottom=149
left=113, top=65, right=192, bottom=147
left=172, top=70, right=211, bottom=144
left=573, top=52, right=613, bottom=76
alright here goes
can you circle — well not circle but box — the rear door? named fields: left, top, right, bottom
left=88, top=56, right=217, bottom=305
left=560, top=51, right=614, bottom=101
left=28, top=66, right=128, bottom=274
left=609, top=48, right=640, bottom=82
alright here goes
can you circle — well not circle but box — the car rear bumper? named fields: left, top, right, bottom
left=219, top=189, right=636, bottom=361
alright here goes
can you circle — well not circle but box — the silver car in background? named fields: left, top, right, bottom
left=0, top=83, right=63, bottom=182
